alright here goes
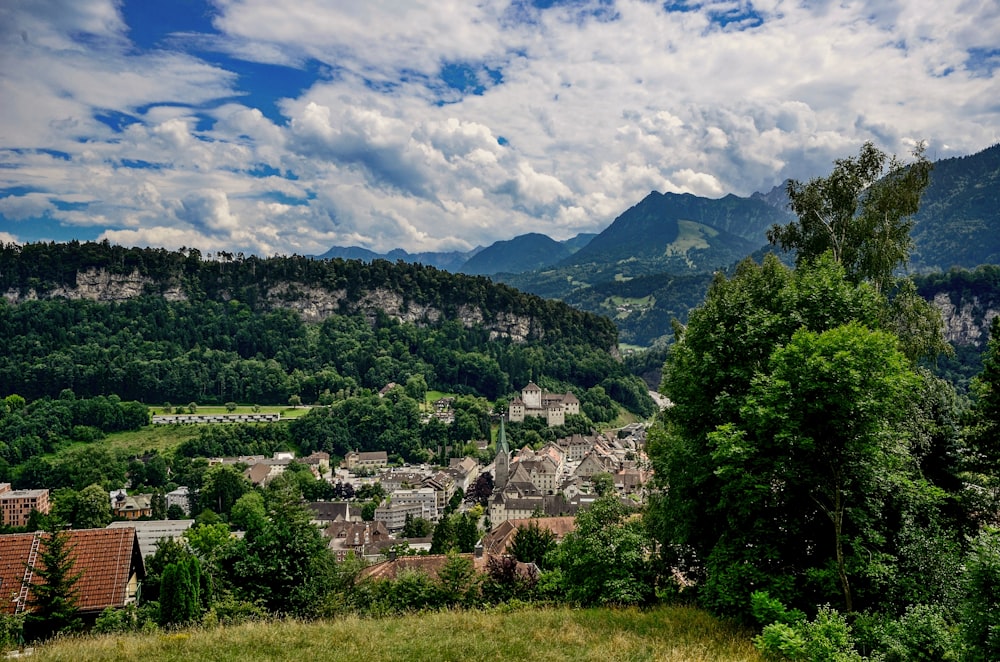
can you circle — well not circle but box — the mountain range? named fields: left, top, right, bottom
left=316, top=143, right=1000, bottom=346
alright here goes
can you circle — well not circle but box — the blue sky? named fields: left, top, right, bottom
left=1, top=0, right=998, bottom=256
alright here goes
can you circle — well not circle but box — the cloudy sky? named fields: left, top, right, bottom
left=1, top=0, right=998, bottom=256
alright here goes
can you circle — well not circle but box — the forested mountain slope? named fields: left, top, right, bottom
left=0, top=241, right=654, bottom=417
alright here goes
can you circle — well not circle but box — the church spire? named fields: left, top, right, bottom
left=494, top=416, right=510, bottom=491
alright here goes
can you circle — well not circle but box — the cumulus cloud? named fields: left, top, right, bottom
left=1, top=0, right=998, bottom=255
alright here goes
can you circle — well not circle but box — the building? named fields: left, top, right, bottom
left=110, top=490, right=153, bottom=520
left=359, top=553, right=489, bottom=582
left=388, top=487, right=438, bottom=520
left=507, top=382, right=580, bottom=426
left=479, top=517, right=577, bottom=556
left=377, top=469, right=430, bottom=492
left=324, top=521, right=390, bottom=562
left=374, top=501, right=430, bottom=532
left=0, top=528, right=144, bottom=616
left=165, top=486, right=191, bottom=515
left=343, top=451, right=389, bottom=471
left=0, top=484, right=50, bottom=528
left=107, top=519, right=195, bottom=560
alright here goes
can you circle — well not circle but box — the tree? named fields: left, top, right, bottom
left=229, top=491, right=267, bottom=532
left=965, top=316, right=1000, bottom=521
left=288, top=394, right=301, bottom=408
left=227, top=485, right=335, bottom=616
left=23, top=524, right=83, bottom=641
left=225, top=401, right=237, bottom=413
left=158, top=556, right=201, bottom=627
left=437, top=551, right=479, bottom=607
left=509, top=520, right=556, bottom=568
left=142, top=537, right=190, bottom=604
left=72, top=484, right=112, bottom=529
left=199, top=465, right=249, bottom=518
left=401, top=513, right=432, bottom=538
left=731, top=323, right=920, bottom=613
left=962, top=526, right=1000, bottom=661
left=465, top=471, right=494, bottom=508
left=647, top=250, right=955, bottom=619
left=404, top=374, right=428, bottom=403
left=549, top=494, right=652, bottom=606
left=767, top=141, right=932, bottom=294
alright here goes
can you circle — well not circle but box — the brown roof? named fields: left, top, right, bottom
left=480, top=517, right=576, bottom=556
left=244, top=463, right=272, bottom=486
left=0, top=528, right=144, bottom=615
left=359, top=553, right=488, bottom=581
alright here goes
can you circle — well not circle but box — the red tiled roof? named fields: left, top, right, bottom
left=0, top=528, right=144, bottom=615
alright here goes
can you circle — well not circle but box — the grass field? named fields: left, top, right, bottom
left=43, top=406, right=311, bottom=462
left=28, top=605, right=763, bottom=662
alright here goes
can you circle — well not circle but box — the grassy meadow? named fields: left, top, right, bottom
left=29, top=606, right=762, bottom=662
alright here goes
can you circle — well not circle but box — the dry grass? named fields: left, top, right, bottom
left=29, top=605, right=762, bottom=662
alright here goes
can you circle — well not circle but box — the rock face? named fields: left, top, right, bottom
left=933, top=292, right=1000, bottom=347
left=3, top=268, right=539, bottom=343
left=3, top=268, right=186, bottom=303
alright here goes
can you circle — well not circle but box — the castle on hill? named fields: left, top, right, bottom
left=508, top=382, right=579, bottom=427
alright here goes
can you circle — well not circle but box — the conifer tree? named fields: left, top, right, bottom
left=24, top=525, right=82, bottom=641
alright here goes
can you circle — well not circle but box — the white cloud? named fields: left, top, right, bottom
left=1, top=0, right=998, bottom=255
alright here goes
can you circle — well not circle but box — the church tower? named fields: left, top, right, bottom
left=494, top=417, right=510, bottom=491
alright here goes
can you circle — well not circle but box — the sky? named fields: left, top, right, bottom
left=1, top=0, right=998, bottom=257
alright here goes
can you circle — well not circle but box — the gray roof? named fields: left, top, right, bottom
left=107, top=519, right=195, bottom=560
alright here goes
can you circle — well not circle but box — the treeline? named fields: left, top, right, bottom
left=0, top=240, right=617, bottom=350
left=0, top=392, right=147, bottom=472
left=0, top=296, right=653, bottom=415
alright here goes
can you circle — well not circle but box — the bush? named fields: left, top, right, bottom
left=961, top=526, right=1000, bottom=661
left=752, top=593, right=866, bottom=662
left=873, top=604, right=958, bottom=662
left=92, top=604, right=158, bottom=634
left=0, top=614, right=24, bottom=653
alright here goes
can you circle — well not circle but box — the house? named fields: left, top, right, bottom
left=324, top=521, right=390, bottom=562
left=302, top=451, right=331, bottom=476
left=165, top=486, right=191, bottom=515
left=574, top=445, right=619, bottom=479
left=479, top=517, right=577, bottom=556
left=343, top=451, right=389, bottom=471
left=308, top=501, right=356, bottom=526
left=359, top=553, right=489, bottom=582
left=422, top=471, right=456, bottom=512
left=447, top=457, right=480, bottom=492
left=110, top=490, right=152, bottom=520
left=0, top=484, right=50, bottom=527
left=0, top=527, right=145, bottom=616
left=489, top=491, right=578, bottom=524
left=508, top=457, right=559, bottom=495
left=243, top=463, right=274, bottom=487
left=556, top=434, right=597, bottom=462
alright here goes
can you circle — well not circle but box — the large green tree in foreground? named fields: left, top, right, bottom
left=647, top=143, right=961, bottom=620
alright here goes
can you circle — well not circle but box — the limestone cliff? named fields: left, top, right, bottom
left=932, top=292, right=1000, bottom=347
left=4, top=268, right=540, bottom=343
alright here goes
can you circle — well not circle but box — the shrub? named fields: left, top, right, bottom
left=874, top=603, right=958, bottom=662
